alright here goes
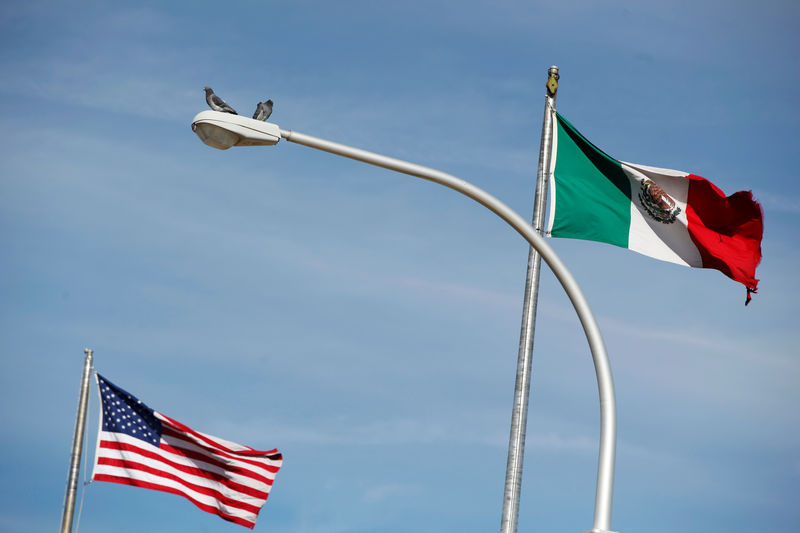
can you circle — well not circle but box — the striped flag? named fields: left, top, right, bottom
left=91, top=374, right=282, bottom=529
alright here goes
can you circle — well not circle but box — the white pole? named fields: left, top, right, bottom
left=60, top=348, right=94, bottom=533
left=277, top=128, right=618, bottom=532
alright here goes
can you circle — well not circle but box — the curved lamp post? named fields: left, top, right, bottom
left=191, top=110, right=618, bottom=533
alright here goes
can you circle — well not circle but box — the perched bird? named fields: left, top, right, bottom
left=204, top=86, right=237, bottom=114
left=252, top=99, right=273, bottom=121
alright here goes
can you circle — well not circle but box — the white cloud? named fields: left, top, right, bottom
left=754, top=190, right=800, bottom=214
left=526, top=432, right=596, bottom=452
left=362, top=482, right=417, bottom=503
left=212, top=410, right=614, bottom=459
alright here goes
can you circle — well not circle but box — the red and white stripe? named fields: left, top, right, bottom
left=621, top=161, right=763, bottom=293
left=91, top=412, right=282, bottom=529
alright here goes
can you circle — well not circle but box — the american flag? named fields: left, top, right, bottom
left=91, top=374, right=282, bottom=529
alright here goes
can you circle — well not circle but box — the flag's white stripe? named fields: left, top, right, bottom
left=159, top=430, right=281, bottom=482
left=626, top=162, right=691, bottom=178
left=161, top=430, right=281, bottom=477
left=156, top=413, right=282, bottom=471
left=90, top=372, right=106, bottom=481
left=96, top=445, right=273, bottom=508
left=160, top=428, right=282, bottom=472
left=621, top=162, right=702, bottom=267
left=95, top=438, right=272, bottom=506
left=96, top=431, right=275, bottom=493
left=96, top=442, right=273, bottom=507
left=92, top=462, right=260, bottom=523
left=545, top=107, right=559, bottom=237
left=102, top=430, right=278, bottom=487
left=156, top=412, right=263, bottom=453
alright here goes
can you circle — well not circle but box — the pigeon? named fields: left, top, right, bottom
left=204, top=86, right=237, bottom=114
left=252, top=99, right=273, bottom=121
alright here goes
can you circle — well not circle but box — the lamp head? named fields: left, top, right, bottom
left=192, top=121, right=240, bottom=150
left=191, top=110, right=281, bottom=150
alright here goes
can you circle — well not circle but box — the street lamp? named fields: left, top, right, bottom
left=191, top=110, right=618, bottom=533
left=192, top=111, right=281, bottom=149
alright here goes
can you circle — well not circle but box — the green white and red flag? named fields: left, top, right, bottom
left=546, top=111, right=763, bottom=303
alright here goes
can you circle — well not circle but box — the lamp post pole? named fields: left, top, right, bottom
left=191, top=108, right=618, bottom=533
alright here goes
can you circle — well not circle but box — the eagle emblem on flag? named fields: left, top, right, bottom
left=638, top=179, right=681, bottom=223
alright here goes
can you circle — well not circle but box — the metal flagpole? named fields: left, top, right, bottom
left=60, top=348, right=94, bottom=533
left=499, top=65, right=559, bottom=533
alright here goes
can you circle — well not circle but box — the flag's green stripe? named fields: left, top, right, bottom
left=551, top=113, right=631, bottom=248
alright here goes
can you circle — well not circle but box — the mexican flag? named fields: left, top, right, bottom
left=546, top=111, right=763, bottom=303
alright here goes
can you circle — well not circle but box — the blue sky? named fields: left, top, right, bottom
left=1, top=1, right=798, bottom=532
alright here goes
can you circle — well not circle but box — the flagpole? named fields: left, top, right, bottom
left=60, top=348, right=94, bottom=533
left=499, top=65, right=559, bottom=533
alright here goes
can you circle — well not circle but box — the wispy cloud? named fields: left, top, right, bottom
left=397, top=276, right=518, bottom=312
left=598, top=313, right=796, bottom=371
left=235, top=413, right=504, bottom=447
left=362, top=482, right=417, bottom=503
left=754, top=190, right=800, bottom=215
left=0, top=63, right=199, bottom=121
left=215, top=412, right=607, bottom=457
left=526, top=432, right=596, bottom=452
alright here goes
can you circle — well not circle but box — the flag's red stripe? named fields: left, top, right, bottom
left=96, top=456, right=264, bottom=514
left=160, top=430, right=282, bottom=477
left=160, top=422, right=282, bottom=473
left=98, top=439, right=272, bottom=497
left=93, top=473, right=258, bottom=529
left=156, top=413, right=280, bottom=457
left=156, top=436, right=278, bottom=484
left=685, top=174, right=763, bottom=291
left=159, top=413, right=271, bottom=456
